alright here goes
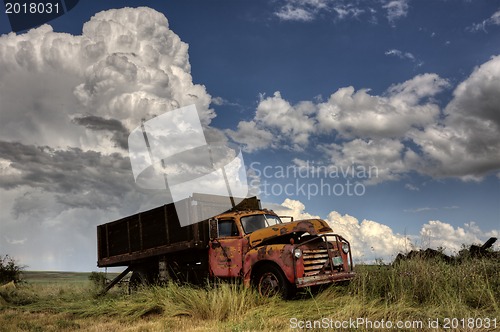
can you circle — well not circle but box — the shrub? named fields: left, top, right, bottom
left=88, top=271, right=107, bottom=288
left=0, top=255, right=24, bottom=284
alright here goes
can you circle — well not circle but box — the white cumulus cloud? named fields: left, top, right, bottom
left=409, top=55, right=500, bottom=180
left=226, top=120, right=275, bottom=152
left=274, top=0, right=375, bottom=23
left=385, top=48, right=423, bottom=66
left=383, top=0, right=410, bottom=25
left=275, top=5, right=315, bottom=22
left=0, top=7, right=214, bottom=154
left=228, top=91, right=316, bottom=151
left=273, top=199, right=499, bottom=263
left=467, top=9, right=500, bottom=32
left=420, top=220, right=499, bottom=253
left=230, top=73, right=455, bottom=183
left=230, top=60, right=500, bottom=182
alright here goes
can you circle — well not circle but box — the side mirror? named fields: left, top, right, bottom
left=209, top=218, right=218, bottom=240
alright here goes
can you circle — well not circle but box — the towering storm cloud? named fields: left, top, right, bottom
left=0, top=7, right=215, bottom=270
left=0, top=7, right=213, bottom=152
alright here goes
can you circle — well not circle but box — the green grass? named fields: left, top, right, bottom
left=1, top=257, right=499, bottom=331
left=22, top=271, right=120, bottom=284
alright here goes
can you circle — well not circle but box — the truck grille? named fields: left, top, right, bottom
left=302, top=249, right=343, bottom=276
left=303, top=249, right=329, bottom=276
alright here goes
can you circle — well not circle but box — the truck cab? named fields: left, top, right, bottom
left=208, top=209, right=355, bottom=298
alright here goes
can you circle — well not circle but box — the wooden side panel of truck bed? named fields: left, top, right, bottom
left=97, top=202, right=207, bottom=267
left=97, top=195, right=260, bottom=267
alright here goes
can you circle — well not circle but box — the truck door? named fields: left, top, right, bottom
left=208, top=219, right=243, bottom=278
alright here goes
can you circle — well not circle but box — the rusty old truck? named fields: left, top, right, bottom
left=97, top=194, right=355, bottom=297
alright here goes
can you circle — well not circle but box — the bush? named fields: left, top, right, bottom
left=0, top=255, right=24, bottom=284
left=88, top=271, right=107, bottom=288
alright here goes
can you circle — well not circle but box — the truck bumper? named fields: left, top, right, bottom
left=296, top=271, right=356, bottom=288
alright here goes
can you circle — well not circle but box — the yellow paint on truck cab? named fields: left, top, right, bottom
left=247, top=219, right=332, bottom=247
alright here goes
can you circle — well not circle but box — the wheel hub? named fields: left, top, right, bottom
left=259, top=272, right=279, bottom=296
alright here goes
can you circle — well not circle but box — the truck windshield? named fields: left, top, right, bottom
left=240, top=214, right=282, bottom=234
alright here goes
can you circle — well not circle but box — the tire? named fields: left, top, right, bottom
left=254, top=263, right=295, bottom=299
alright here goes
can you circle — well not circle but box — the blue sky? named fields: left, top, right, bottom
left=0, top=1, right=499, bottom=270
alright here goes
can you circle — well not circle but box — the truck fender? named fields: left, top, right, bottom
left=243, top=244, right=295, bottom=287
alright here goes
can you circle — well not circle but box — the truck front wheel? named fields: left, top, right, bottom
left=254, top=264, right=295, bottom=299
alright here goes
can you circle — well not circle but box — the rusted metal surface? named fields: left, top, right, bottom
left=209, top=238, right=243, bottom=278
left=243, top=244, right=296, bottom=285
left=247, top=219, right=332, bottom=248
left=241, top=233, right=356, bottom=288
left=296, top=271, right=356, bottom=287
left=292, top=234, right=355, bottom=287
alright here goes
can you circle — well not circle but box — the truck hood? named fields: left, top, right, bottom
left=247, top=219, right=332, bottom=247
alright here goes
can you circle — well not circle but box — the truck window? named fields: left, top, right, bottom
left=218, top=219, right=239, bottom=237
left=241, top=214, right=282, bottom=234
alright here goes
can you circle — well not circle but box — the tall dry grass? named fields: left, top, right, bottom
left=1, top=257, right=498, bottom=331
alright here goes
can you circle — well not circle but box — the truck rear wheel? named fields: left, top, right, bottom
left=254, top=264, right=295, bottom=299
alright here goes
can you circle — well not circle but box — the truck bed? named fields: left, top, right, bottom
left=97, top=195, right=259, bottom=267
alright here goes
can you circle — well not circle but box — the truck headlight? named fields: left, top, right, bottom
left=342, top=243, right=349, bottom=254
left=293, top=248, right=302, bottom=259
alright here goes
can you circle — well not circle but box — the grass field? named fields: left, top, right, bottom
left=22, top=271, right=119, bottom=284
left=1, top=257, right=499, bottom=331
